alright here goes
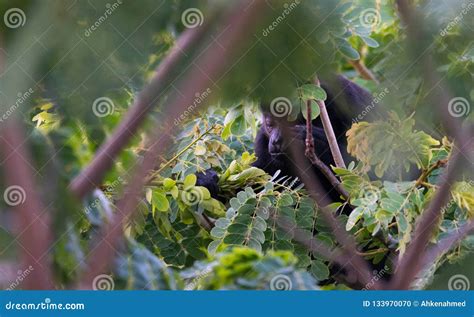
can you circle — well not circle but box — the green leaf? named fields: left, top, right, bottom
left=115, top=239, right=178, bottom=290
left=221, top=123, right=232, bottom=140
left=380, top=191, right=406, bottom=215
left=279, top=193, right=294, bottom=207
left=346, top=114, right=440, bottom=177
left=361, top=36, right=379, bottom=48
left=223, top=233, right=246, bottom=245
left=298, top=84, right=327, bottom=101
left=301, top=100, right=321, bottom=120
left=152, top=191, right=169, bottom=212
left=183, top=174, right=197, bottom=189
left=337, top=42, right=360, bottom=60
left=163, top=178, right=176, bottom=190
left=346, top=206, right=364, bottom=230
left=230, top=115, right=247, bottom=136
left=171, top=163, right=185, bottom=174
left=227, top=167, right=266, bottom=182
left=310, top=260, right=330, bottom=280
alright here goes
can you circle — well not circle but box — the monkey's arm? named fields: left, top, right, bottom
left=196, top=168, right=220, bottom=199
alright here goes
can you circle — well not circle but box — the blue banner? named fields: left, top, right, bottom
left=0, top=291, right=473, bottom=317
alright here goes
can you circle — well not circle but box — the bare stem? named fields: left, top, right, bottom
left=314, top=77, right=346, bottom=169
left=349, top=60, right=379, bottom=84
left=414, top=159, right=447, bottom=187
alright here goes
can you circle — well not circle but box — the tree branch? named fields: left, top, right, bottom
left=0, top=121, right=54, bottom=289
left=414, top=159, right=447, bottom=187
left=283, top=121, right=378, bottom=289
left=348, top=60, right=379, bottom=84
left=314, top=77, right=346, bottom=169
left=69, top=25, right=211, bottom=199
left=388, top=0, right=471, bottom=289
left=304, top=100, right=349, bottom=200
left=275, top=213, right=376, bottom=289
left=420, top=220, right=474, bottom=272
left=389, top=138, right=467, bottom=289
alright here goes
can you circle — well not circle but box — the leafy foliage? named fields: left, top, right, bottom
left=346, top=113, right=440, bottom=178
left=207, top=178, right=333, bottom=281
left=181, top=247, right=318, bottom=290
left=115, top=239, right=181, bottom=290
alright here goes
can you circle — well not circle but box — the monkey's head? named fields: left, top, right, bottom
left=262, top=114, right=284, bottom=156
left=262, top=114, right=306, bottom=157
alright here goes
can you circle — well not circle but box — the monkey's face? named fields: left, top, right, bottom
left=263, top=115, right=284, bottom=156
left=263, top=115, right=305, bottom=157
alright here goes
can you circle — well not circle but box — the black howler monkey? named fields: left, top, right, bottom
left=196, top=76, right=386, bottom=287
left=197, top=75, right=374, bottom=201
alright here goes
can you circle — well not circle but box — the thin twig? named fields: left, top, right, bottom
left=314, top=77, right=346, bottom=169
left=348, top=60, right=379, bottom=84
left=414, top=159, right=447, bottom=187
left=145, top=125, right=215, bottom=183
